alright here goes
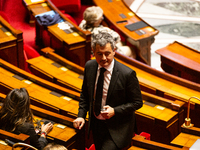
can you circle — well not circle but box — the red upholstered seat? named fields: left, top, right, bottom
left=23, top=44, right=40, bottom=59
left=139, top=132, right=151, bottom=140
left=85, top=144, right=95, bottom=150
left=51, top=0, right=81, bottom=13
left=63, top=13, right=77, bottom=25
left=23, top=44, right=40, bottom=73
left=0, top=11, right=10, bottom=23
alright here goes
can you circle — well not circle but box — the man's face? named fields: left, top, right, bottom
left=93, top=43, right=115, bottom=67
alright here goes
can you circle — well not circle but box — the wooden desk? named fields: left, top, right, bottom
left=27, top=47, right=84, bottom=93
left=0, top=94, right=84, bottom=150
left=156, top=41, right=200, bottom=84
left=93, top=0, right=159, bottom=65
left=130, top=135, right=189, bottom=150
left=171, top=132, right=200, bottom=148
left=0, top=58, right=80, bottom=118
left=181, top=125, right=200, bottom=137
left=0, top=16, right=24, bottom=69
left=137, top=91, right=185, bottom=144
left=23, top=0, right=91, bottom=67
left=32, top=108, right=84, bottom=150
left=114, top=51, right=200, bottom=127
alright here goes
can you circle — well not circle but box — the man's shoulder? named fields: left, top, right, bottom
left=115, top=59, right=134, bottom=72
left=85, top=59, right=97, bottom=66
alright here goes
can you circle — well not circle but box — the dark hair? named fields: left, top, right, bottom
left=0, top=88, right=33, bottom=132
left=91, top=31, right=116, bottom=51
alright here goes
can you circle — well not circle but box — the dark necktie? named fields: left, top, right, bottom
left=94, top=67, right=106, bottom=116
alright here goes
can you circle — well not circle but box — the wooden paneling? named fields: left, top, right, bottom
left=114, top=51, right=200, bottom=128
left=156, top=41, right=200, bottom=84
left=0, top=16, right=24, bottom=69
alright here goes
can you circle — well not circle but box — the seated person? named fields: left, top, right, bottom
left=0, top=88, right=53, bottom=150
left=79, top=6, right=136, bottom=58
left=43, top=143, right=68, bottom=150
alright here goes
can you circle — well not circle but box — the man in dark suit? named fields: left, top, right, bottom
left=73, top=31, right=143, bottom=150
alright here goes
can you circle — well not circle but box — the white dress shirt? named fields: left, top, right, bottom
left=94, top=59, right=114, bottom=120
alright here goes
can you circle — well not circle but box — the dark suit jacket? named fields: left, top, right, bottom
left=15, top=122, right=48, bottom=150
left=78, top=59, right=143, bottom=148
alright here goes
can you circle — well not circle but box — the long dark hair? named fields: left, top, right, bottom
left=0, top=88, right=33, bottom=132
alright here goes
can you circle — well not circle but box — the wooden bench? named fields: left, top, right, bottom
left=26, top=47, right=84, bottom=93
left=155, top=41, right=200, bottom=84
left=114, top=51, right=200, bottom=127
left=23, top=0, right=91, bottom=67
left=129, top=135, right=189, bottom=150
left=0, top=16, right=24, bottom=69
left=0, top=58, right=81, bottom=118
left=93, top=0, right=159, bottom=65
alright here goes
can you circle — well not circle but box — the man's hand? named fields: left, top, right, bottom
left=101, top=105, right=115, bottom=119
left=73, top=117, right=85, bottom=130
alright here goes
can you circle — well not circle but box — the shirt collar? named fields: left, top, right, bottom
left=98, top=59, right=114, bottom=73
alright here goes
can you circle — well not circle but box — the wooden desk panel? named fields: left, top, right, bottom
left=171, top=132, right=200, bottom=148
left=0, top=16, right=24, bottom=69
left=27, top=55, right=83, bottom=92
left=136, top=91, right=185, bottom=144
left=93, top=0, right=159, bottom=65
left=181, top=125, right=200, bottom=137
left=41, top=47, right=84, bottom=75
left=114, top=51, right=200, bottom=127
left=0, top=58, right=81, bottom=118
left=156, top=41, right=200, bottom=84
left=0, top=67, right=79, bottom=117
left=115, top=52, right=200, bottom=104
left=131, top=135, right=189, bottom=150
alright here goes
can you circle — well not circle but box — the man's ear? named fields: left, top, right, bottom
left=92, top=48, right=95, bottom=54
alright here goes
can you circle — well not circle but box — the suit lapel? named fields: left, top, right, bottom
left=89, top=61, right=98, bottom=101
left=106, top=60, right=119, bottom=103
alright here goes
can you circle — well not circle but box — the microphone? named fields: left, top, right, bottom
left=183, top=96, right=200, bottom=128
left=5, top=139, right=15, bottom=146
